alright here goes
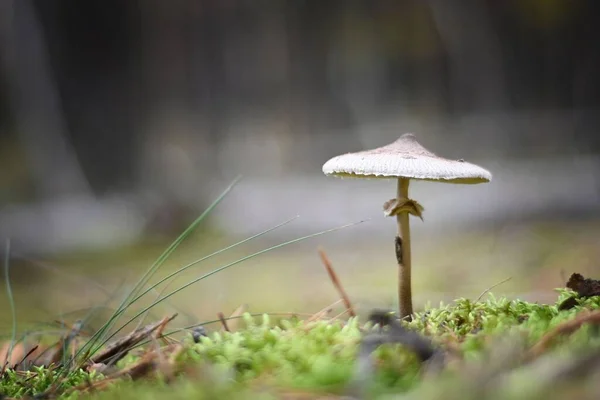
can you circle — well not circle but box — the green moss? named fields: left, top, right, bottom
left=2, top=291, right=599, bottom=399
left=0, top=367, right=102, bottom=398
left=410, top=289, right=600, bottom=352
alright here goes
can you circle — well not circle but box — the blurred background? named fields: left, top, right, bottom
left=0, top=0, right=599, bottom=333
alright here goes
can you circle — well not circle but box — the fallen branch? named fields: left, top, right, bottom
left=49, top=320, right=84, bottom=366
left=89, top=314, right=177, bottom=367
left=65, top=343, right=184, bottom=398
left=559, top=273, right=600, bottom=310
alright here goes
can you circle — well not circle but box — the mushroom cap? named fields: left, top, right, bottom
left=322, top=133, right=492, bottom=184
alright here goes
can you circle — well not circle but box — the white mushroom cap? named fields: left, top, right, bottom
left=322, top=133, right=492, bottom=184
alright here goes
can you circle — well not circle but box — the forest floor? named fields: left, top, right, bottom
left=1, top=267, right=600, bottom=399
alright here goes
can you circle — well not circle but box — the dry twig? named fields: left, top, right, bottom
left=1, top=341, right=25, bottom=371
left=226, top=304, right=249, bottom=332
left=65, top=343, right=184, bottom=397
left=49, top=320, right=84, bottom=366
left=475, top=277, right=512, bottom=303
left=306, top=299, right=342, bottom=323
left=89, top=314, right=177, bottom=367
left=217, top=312, right=230, bottom=332
left=525, top=309, right=600, bottom=362
left=14, top=345, right=39, bottom=371
left=318, top=248, right=356, bottom=317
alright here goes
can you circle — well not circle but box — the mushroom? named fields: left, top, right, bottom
left=322, top=133, right=492, bottom=320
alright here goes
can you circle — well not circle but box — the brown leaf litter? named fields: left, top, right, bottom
left=558, top=273, right=600, bottom=310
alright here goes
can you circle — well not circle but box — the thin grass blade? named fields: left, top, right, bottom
left=131, top=215, right=299, bottom=308
left=94, top=219, right=366, bottom=351
left=78, top=176, right=241, bottom=358
left=2, top=239, right=17, bottom=370
left=80, top=214, right=296, bottom=358
left=124, top=175, right=242, bottom=307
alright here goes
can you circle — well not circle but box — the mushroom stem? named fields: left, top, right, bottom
left=397, top=177, right=413, bottom=319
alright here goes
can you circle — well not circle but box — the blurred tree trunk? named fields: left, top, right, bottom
left=134, top=0, right=195, bottom=216
left=43, top=0, right=137, bottom=194
left=285, top=0, right=355, bottom=137
left=426, top=0, right=510, bottom=113
left=284, top=0, right=359, bottom=165
left=0, top=0, right=91, bottom=199
left=196, top=0, right=227, bottom=175
left=571, top=1, right=600, bottom=155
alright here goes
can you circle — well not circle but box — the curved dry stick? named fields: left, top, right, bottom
left=525, top=309, right=600, bottom=362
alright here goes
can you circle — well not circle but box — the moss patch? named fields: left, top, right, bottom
left=2, top=290, right=600, bottom=399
